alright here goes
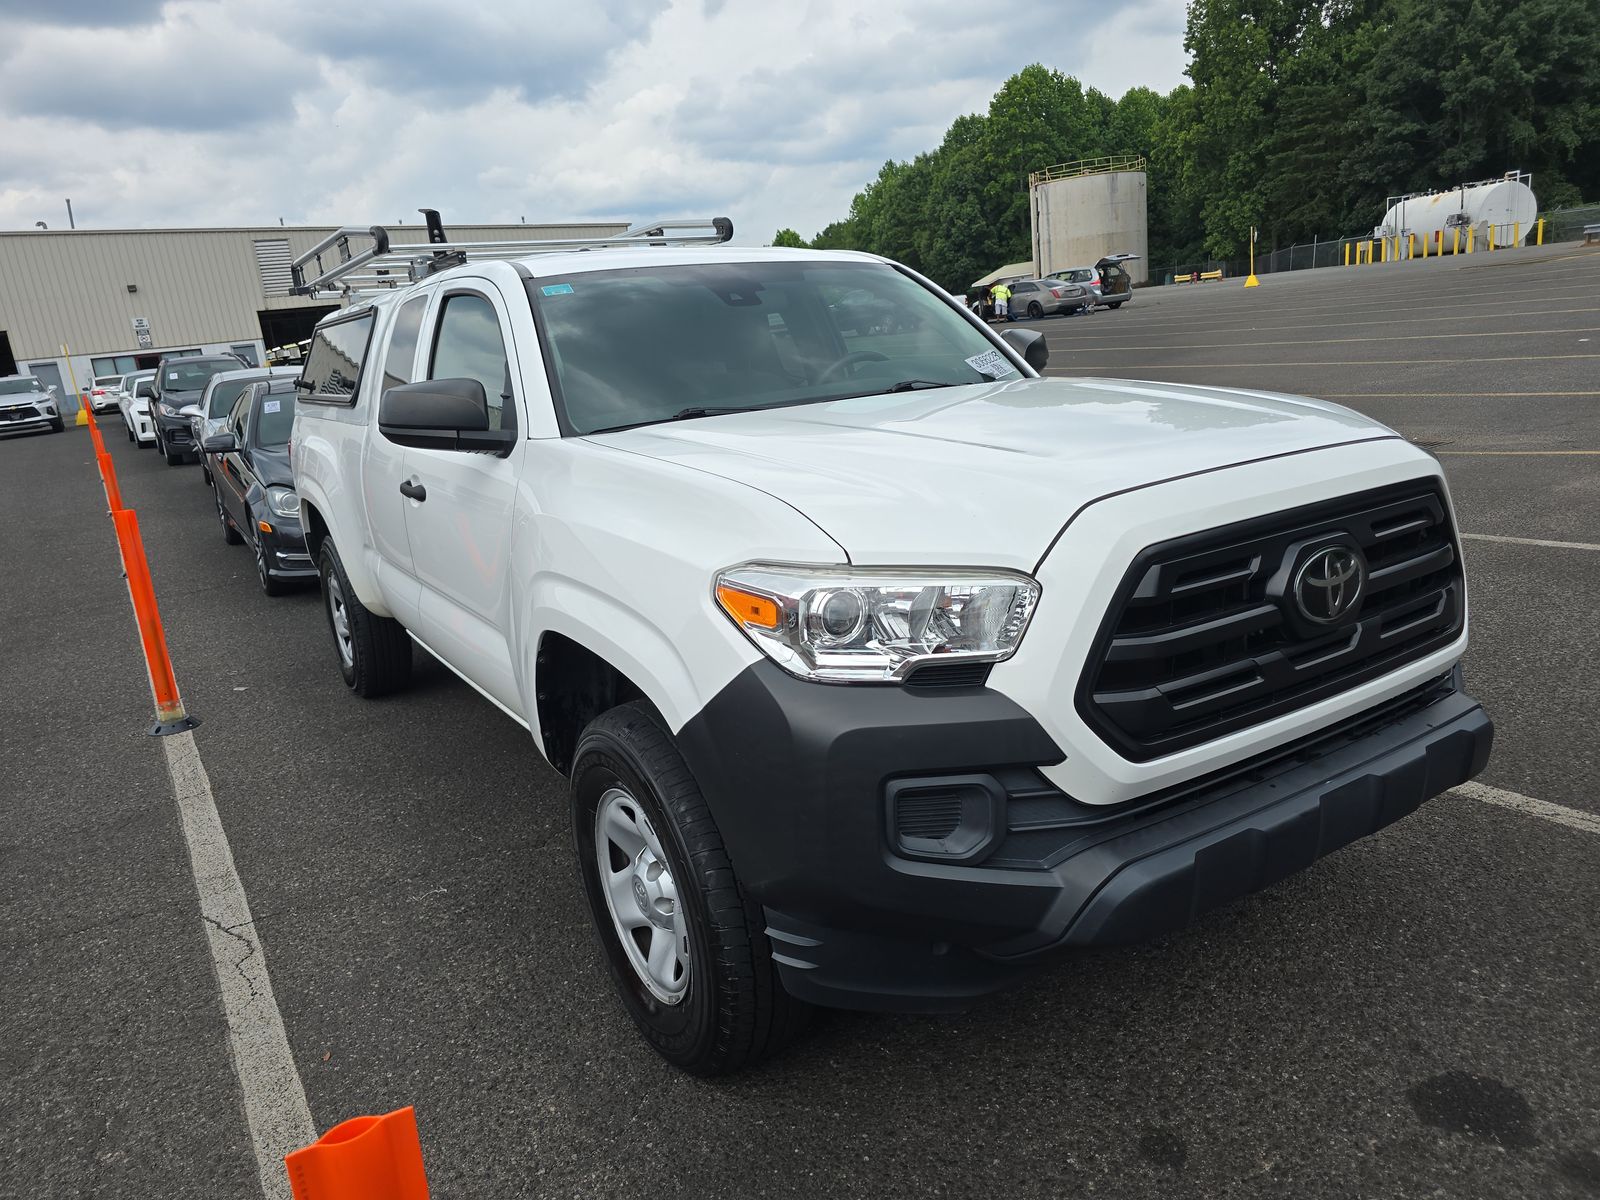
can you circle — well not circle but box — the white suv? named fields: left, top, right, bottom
left=292, top=222, right=1492, bottom=1075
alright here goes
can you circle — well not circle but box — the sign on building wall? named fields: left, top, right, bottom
left=132, top=316, right=152, bottom=348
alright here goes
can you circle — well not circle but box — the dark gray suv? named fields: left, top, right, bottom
left=151, top=354, right=245, bottom=465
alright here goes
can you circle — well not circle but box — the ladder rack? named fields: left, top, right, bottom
left=291, top=210, right=735, bottom=297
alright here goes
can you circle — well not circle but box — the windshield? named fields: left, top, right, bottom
left=255, top=390, right=295, bottom=447
left=160, top=359, right=237, bottom=394
left=1058, top=269, right=1094, bottom=283
left=529, top=260, right=1020, bottom=435
left=207, top=378, right=255, bottom=417
left=0, top=378, right=44, bottom=396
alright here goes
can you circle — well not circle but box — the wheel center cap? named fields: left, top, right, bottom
left=630, top=850, right=676, bottom=930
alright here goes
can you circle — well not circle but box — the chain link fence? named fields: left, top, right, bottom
left=1149, top=206, right=1595, bottom=288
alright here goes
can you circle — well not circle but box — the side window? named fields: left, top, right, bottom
left=231, top=386, right=256, bottom=441
left=300, top=312, right=375, bottom=405
left=381, top=295, right=428, bottom=395
left=429, top=293, right=516, bottom=431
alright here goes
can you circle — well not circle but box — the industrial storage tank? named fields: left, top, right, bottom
left=1030, top=156, right=1149, bottom=284
left=1379, top=172, right=1538, bottom=245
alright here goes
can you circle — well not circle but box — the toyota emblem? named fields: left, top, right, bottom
left=1293, top=546, right=1365, bottom=624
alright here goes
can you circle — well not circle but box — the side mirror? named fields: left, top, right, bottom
left=203, top=433, right=237, bottom=454
left=179, top=404, right=202, bottom=419
left=379, top=379, right=516, bottom=456
left=1000, top=327, right=1049, bottom=372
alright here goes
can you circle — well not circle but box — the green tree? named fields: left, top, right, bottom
left=771, top=228, right=806, bottom=248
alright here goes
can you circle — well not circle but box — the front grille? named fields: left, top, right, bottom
left=2, top=406, right=39, bottom=421
left=1078, top=481, right=1463, bottom=761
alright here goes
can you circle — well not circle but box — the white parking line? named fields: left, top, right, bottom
left=162, top=730, right=314, bottom=1200
left=1461, top=532, right=1600, bottom=551
left=1452, top=780, right=1600, bottom=837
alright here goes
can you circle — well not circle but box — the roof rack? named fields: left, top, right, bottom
left=290, top=209, right=735, bottom=296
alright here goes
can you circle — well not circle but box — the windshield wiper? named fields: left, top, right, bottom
left=669, top=405, right=757, bottom=421
left=883, top=379, right=958, bottom=393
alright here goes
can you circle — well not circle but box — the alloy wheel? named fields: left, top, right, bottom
left=594, top=786, right=690, bottom=1004
left=325, top=572, right=355, bottom=670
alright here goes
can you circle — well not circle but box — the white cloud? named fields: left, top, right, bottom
left=0, top=0, right=1188, bottom=242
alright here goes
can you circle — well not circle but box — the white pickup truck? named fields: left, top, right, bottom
left=291, top=217, right=1492, bottom=1075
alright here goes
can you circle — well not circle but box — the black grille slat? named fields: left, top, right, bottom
left=1079, top=482, right=1465, bottom=761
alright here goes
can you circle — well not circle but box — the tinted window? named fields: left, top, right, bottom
left=300, top=313, right=374, bottom=403
left=532, top=261, right=1018, bottom=435
left=0, top=378, right=43, bottom=395
left=207, top=378, right=254, bottom=417
left=381, top=296, right=427, bottom=395
left=429, top=293, right=515, bottom=431
left=255, top=390, right=296, bottom=447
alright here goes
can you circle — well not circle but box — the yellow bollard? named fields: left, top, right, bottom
left=1536, top=218, right=1545, bottom=246
left=1488, top=225, right=1496, bottom=251
left=1453, top=227, right=1461, bottom=255
left=1514, top=221, right=1521, bottom=248
left=1344, top=243, right=1351, bottom=267
left=1466, top=227, right=1474, bottom=254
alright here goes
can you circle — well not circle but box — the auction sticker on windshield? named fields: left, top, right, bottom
left=965, top=349, right=1018, bottom=380
left=541, top=283, right=575, bottom=297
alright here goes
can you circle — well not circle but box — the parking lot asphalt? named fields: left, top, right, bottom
left=5, top=245, right=1600, bottom=1198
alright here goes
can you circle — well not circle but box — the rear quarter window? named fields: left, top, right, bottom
left=299, top=311, right=376, bottom=406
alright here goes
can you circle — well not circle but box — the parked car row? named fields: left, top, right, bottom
left=116, top=355, right=307, bottom=593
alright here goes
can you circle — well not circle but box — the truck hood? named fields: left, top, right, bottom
left=591, top=376, right=1399, bottom=569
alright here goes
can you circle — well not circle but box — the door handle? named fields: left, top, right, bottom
left=399, top=479, right=427, bottom=502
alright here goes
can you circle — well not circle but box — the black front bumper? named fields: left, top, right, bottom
left=675, top=662, right=1492, bottom=1013
left=260, top=519, right=317, bottom=580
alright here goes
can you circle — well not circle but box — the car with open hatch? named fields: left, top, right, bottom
left=289, top=215, right=1492, bottom=1077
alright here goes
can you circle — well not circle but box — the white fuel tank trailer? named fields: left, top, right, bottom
left=1379, top=172, right=1538, bottom=244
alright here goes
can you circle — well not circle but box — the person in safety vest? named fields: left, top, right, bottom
left=992, top=281, right=1012, bottom=321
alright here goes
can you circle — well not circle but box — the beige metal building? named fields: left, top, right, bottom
left=0, top=220, right=625, bottom=408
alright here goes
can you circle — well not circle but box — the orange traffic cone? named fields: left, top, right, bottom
left=285, top=1106, right=430, bottom=1200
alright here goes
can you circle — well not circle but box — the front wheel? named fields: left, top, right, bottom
left=572, top=702, right=809, bottom=1076
left=254, top=533, right=289, bottom=597
left=1027, top=301, right=1043, bottom=318
left=1110, top=301, right=1125, bottom=309
left=161, top=432, right=182, bottom=466
left=50, top=418, right=65, bottom=433
left=317, top=539, right=412, bottom=697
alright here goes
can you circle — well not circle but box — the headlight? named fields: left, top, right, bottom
left=714, top=564, right=1040, bottom=682
left=266, top=486, right=300, bottom=518
left=157, top=402, right=179, bottom=417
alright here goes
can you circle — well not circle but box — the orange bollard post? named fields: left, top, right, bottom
left=111, top=508, right=198, bottom=735
left=97, top=451, right=124, bottom=511
left=286, top=1107, right=430, bottom=1200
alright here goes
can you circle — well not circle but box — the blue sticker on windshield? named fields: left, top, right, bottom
left=541, top=283, right=574, bottom=296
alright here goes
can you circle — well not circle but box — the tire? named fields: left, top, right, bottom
left=1027, top=302, right=1043, bottom=319
left=1110, top=301, right=1125, bottom=309
left=161, top=432, right=183, bottom=466
left=317, top=539, right=412, bottom=697
left=572, top=702, right=810, bottom=1076
left=126, top=424, right=134, bottom=443
left=216, top=486, right=243, bottom=545
left=254, top=532, right=288, bottom=597
left=50, top=418, right=65, bottom=433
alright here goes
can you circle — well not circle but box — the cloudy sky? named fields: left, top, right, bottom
left=0, top=0, right=1188, bottom=244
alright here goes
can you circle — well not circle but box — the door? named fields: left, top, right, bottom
left=216, top=387, right=256, bottom=531
left=364, top=294, right=429, bottom=587
left=28, top=363, right=67, bottom=412
left=401, top=283, right=525, bottom=712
